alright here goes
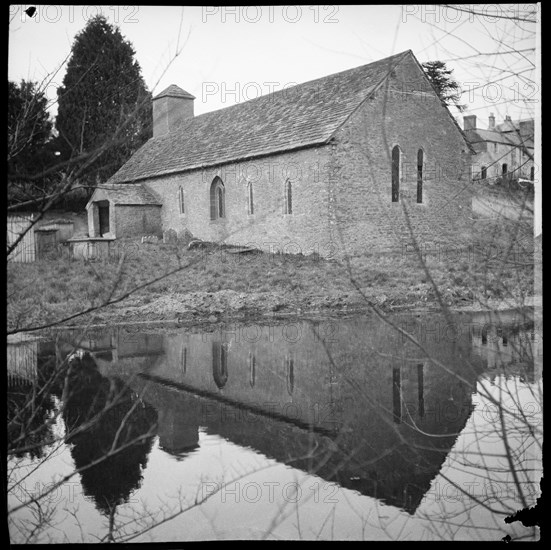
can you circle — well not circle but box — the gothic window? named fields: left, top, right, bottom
left=210, top=177, right=225, bottom=220
left=417, top=149, right=424, bottom=203
left=247, top=181, right=254, bottom=215
left=212, top=342, right=228, bottom=389
left=284, top=179, right=293, bottom=214
left=391, top=145, right=400, bottom=202
left=179, top=186, right=185, bottom=214
left=286, top=356, right=294, bottom=395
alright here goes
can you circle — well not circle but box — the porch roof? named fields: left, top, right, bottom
left=87, top=183, right=162, bottom=207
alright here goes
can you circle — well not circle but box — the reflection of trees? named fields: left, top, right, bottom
left=7, top=312, right=541, bottom=541
left=8, top=348, right=62, bottom=460
left=7, top=380, right=56, bottom=460
left=63, top=352, right=157, bottom=516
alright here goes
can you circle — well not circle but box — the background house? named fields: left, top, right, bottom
left=464, top=114, right=535, bottom=183
left=105, top=50, right=474, bottom=257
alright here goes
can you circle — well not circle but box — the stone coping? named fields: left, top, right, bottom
left=67, top=236, right=116, bottom=242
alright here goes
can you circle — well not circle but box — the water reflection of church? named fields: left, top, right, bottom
left=8, top=310, right=540, bottom=516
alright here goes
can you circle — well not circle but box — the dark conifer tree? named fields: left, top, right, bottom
left=55, top=15, right=152, bottom=189
left=422, top=60, right=467, bottom=113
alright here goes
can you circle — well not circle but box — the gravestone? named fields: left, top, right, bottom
left=141, top=235, right=159, bottom=244
left=163, top=229, right=178, bottom=244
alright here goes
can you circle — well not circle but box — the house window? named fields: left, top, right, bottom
left=210, top=177, right=225, bottom=220
left=284, top=179, right=293, bottom=214
left=416, top=149, right=424, bottom=203
left=502, top=163, right=508, bottom=176
left=530, top=166, right=535, bottom=181
left=481, top=166, right=487, bottom=179
left=247, top=181, right=254, bottom=215
left=179, top=186, right=185, bottom=214
left=391, top=145, right=400, bottom=202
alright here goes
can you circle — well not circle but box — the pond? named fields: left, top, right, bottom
left=7, top=309, right=542, bottom=542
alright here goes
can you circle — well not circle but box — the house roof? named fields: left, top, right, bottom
left=495, top=117, right=534, bottom=133
left=110, top=51, right=415, bottom=183
left=90, top=183, right=162, bottom=205
left=465, top=128, right=534, bottom=149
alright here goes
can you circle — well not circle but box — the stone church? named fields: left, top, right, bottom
left=88, top=49, right=473, bottom=257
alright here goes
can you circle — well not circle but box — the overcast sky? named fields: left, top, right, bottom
left=8, top=4, right=539, bottom=129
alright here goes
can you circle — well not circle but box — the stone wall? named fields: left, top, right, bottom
left=142, top=146, right=334, bottom=256
left=114, top=205, right=162, bottom=238
left=327, top=53, right=474, bottom=257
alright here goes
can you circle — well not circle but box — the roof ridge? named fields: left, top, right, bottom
left=156, top=50, right=412, bottom=131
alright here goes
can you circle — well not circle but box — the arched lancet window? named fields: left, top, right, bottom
left=417, top=363, right=424, bottom=418
left=481, top=166, right=487, bottom=180
left=392, top=366, right=401, bottom=424
left=530, top=166, right=535, bottom=181
left=481, top=326, right=488, bottom=345
left=179, top=186, right=185, bottom=214
left=391, top=145, right=400, bottom=202
left=417, top=149, right=424, bottom=204
left=249, top=353, right=256, bottom=388
left=247, top=181, right=254, bottom=215
left=210, top=177, right=225, bottom=220
left=286, top=357, right=294, bottom=396
left=502, top=163, right=508, bottom=176
left=180, top=346, right=187, bottom=375
left=284, top=179, right=293, bottom=214
left=212, top=342, right=228, bottom=389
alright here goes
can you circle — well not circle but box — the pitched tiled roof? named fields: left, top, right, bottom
left=110, top=51, right=412, bottom=183
left=94, top=183, right=162, bottom=205
left=495, top=118, right=533, bottom=133
left=465, top=128, right=534, bottom=149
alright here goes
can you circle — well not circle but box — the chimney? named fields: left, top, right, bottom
left=519, top=120, right=533, bottom=138
left=463, top=115, right=477, bottom=131
left=488, top=113, right=495, bottom=129
left=152, top=85, right=195, bottom=138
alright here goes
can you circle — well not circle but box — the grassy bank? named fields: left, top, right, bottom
left=7, top=217, right=535, bottom=332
